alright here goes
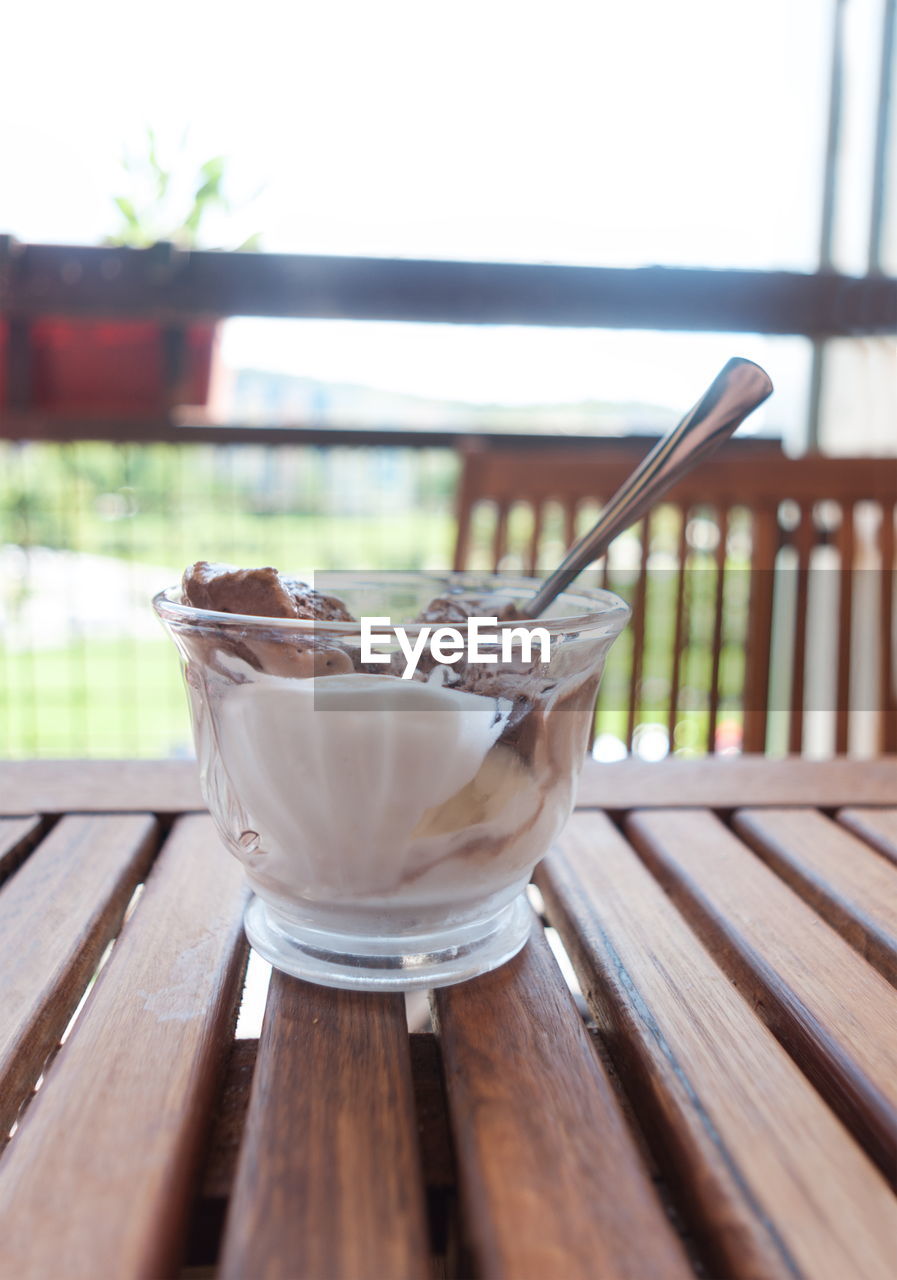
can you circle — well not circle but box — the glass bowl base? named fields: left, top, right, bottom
left=243, top=891, right=532, bottom=991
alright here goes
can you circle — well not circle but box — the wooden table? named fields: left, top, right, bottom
left=1, top=757, right=896, bottom=1280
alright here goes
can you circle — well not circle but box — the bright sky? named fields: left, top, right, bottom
left=1, top=0, right=880, bottom=436
left=2, top=0, right=831, bottom=264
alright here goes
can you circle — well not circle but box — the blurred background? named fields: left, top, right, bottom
left=1, top=0, right=894, bottom=759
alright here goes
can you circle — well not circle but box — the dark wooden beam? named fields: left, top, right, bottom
left=2, top=240, right=895, bottom=336
left=0, top=413, right=787, bottom=451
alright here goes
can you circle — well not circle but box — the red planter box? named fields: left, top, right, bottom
left=1, top=319, right=218, bottom=414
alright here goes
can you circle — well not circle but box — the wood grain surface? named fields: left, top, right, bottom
left=433, top=921, right=693, bottom=1280
left=576, top=756, right=897, bottom=809
left=538, top=812, right=897, bottom=1280
left=839, top=808, right=897, bottom=865
left=0, top=813, right=158, bottom=1137
left=0, top=814, right=247, bottom=1280
left=626, top=808, right=897, bottom=1180
left=0, top=758, right=205, bottom=814
left=0, top=814, right=42, bottom=882
left=218, top=972, right=430, bottom=1280
left=734, top=808, right=897, bottom=985
left=2, top=761, right=897, bottom=1280
left=2, top=756, right=896, bottom=816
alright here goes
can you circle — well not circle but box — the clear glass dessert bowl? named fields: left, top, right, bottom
left=153, top=572, right=628, bottom=990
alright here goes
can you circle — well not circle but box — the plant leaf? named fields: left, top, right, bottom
left=113, top=196, right=141, bottom=227
left=199, top=155, right=226, bottom=183
left=146, top=126, right=161, bottom=174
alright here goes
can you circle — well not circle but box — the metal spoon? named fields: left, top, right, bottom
left=525, top=356, right=773, bottom=618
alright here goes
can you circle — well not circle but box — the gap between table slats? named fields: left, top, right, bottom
left=734, top=808, right=897, bottom=986
left=217, top=972, right=430, bottom=1280
left=838, top=808, right=897, bottom=866
left=625, top=808, right=897, bottom=1183
left=0, top=814, right=248, bottom=1280
left=0, top=815, right=45, bottom=884
left=432, top=916, right=694, bottom=1280
left=0, top=813, right=159, bottom=1139
left=537, top=813, right=897, bottom=1280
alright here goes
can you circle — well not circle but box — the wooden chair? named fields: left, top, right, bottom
left=452, top=438, right=897, bottom=757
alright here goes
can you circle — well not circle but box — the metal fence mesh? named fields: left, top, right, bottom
left=0, top=440, right=457, bottom=756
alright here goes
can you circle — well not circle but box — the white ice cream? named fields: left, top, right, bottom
left=214, top=671, right=519, bottom=898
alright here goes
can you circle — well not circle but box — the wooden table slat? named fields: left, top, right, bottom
left=735, top=808, right=897, bottom=986
left=433, top=918, right=694, bottom=1280
left=0, top=813, right=158, bottom=1137
left=575, top=756, right=897, bottom=809
left=626, top=808, right=897, bottom=1181
left=538, top=813, right=897, bottom=1280
left=0, top=814, right=248, bottom=1280
left=219, top=973, right=430, bottom=1280
left=838, top=808, right=897, bottom=865
left=0, top=759, right=205, bottom=815
left=3, top=756, right=897, bottom=816
left=0, top=815, right=43, bottom=882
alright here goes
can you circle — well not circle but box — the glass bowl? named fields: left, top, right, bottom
left=154, top=572, right=628, bottom=990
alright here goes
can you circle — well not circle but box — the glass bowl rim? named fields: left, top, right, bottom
left=152, top=572, right=630, bottom=638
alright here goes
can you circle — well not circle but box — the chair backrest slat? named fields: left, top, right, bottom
left=625, top=517, right=651, bottom=749
left=527, top=502, right=543, bottom=575
left=788, top=503, right=815, bottom=756
left=835, top=503, right=856, bottom=754
left=707, top=506, right=730, bottom=755
left=563, top=499, right=577, bottom=551
left=743, top=504, right=779, bottom=753
left=492, top=501, right=509, bottom=572
left=880, top=504, right=896, bottom=754
left=667, top=505, right=690, bottom=750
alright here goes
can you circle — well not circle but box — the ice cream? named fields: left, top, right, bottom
left=174, top=561, right=612, bottom=926
left=183, top=560, right=354, bottom=621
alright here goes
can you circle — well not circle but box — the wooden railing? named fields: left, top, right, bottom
left=2, top=239, right=895, bottom=443
left=4, top=240, right=895, bottom=331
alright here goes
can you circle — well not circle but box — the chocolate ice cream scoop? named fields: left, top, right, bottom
left=180, top=562, right=356, bottom=679
left=415, top=594, right=522, bottom=625
left=285, top=578, right=357, bottom=622
left=182, top=562, right=355, bottom=622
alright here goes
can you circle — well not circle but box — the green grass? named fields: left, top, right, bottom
left=0, top=639, right=191, bottom=758
left=1, top=441, right=459, bottom=572
left=0, top=505, right=455, bottom=759
left=1, top=439, right=458, bottom=756
left=2, top=509, right=456, bottom=577
left=38, top=510, right=455, bottom=574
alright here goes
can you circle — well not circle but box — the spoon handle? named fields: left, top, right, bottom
left=526, top=357, right=773, bottom=618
